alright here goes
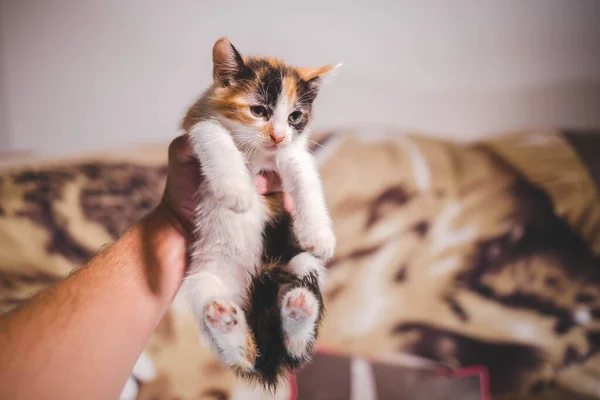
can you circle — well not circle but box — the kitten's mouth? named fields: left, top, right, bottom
left=265, top=144, right=279, bottom=151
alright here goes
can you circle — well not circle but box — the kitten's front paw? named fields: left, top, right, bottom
left=203, top=299, right=241, bottom=333
left=213, top=178, right=254, bottom=213
left=297, top=223, right=336, bottom=262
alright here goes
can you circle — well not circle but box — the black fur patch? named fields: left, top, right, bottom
left=257, top=68, right=283, bottom=111
left=261, top=195, right=302, bottom=265
left=243, top=59, right=286, bottom=115
left=238, top=194, right=324, bottom=388
left=288, top=112, right=309, bottom=135
left=244, top=268, right=323, bottom=389
left=241, top=59, right=316, bottom=134
left=292, top=78, right=316, bottom=134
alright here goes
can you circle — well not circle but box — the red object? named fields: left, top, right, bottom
left=288, top=372, right=298, bottom=400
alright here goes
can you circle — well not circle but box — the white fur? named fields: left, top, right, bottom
left=190, top=120, right=257, bottom=213
left=183, top=117, right=268, bottom=365
left=281, top=287, right=319, bottom=359
left=119, top=377, right=138, bottom=400
left=182, top=75, right=334, bottom=367
left=277, top=139, right=336, bottom=261
left=119, top=351, right=156, bottom=400
left=203, top=299, right=254, bottom=370
left=288, top=251, right=326, bottom=289
left=280, top=252, right=325, bottom=359
left=272, top=93, right=291, bottom=140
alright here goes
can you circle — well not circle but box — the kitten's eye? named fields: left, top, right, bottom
left=288, top=111, right=303, bottom=123
left=250, top=105, right=267, bottom=118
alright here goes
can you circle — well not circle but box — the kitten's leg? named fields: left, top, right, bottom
left=281, top=252, right=325, bottom=360
left=183, top=271, right=256, bottom=371
left=189, top=121, right=255, bottom=212
left=276, top=148, right=336, bottom=261
left=288, top=251, right=326, bottom=290
left=203, top=298, right=257, bottom=371
left=281, top=288, right=319, bottom=360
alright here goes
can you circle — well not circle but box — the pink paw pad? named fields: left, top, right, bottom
left=204, top=300, right=240, bottom=333
left=284, top=289, right=317, bottom=321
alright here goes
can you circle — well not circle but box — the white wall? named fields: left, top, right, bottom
left=0, top=1, right=9, bottom=152
left=1, top=0, right=599, bottom=156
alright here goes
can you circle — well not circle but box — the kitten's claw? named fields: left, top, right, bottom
left=296, top=224, right=336, bottom=262
left=213, top=178, right=254, bottom=213
left=203, top=299, right=240, bottom=333
left=282, top=288, right=318, bottom=322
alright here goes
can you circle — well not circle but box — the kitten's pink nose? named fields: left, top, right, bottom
left=270, top=133, right=285, bottom=144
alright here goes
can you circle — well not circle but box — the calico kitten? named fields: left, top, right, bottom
left=180, top=38, right=339, bottom=388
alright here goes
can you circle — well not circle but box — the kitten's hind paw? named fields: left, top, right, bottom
left=202, top=299, right=257, bottom=371
left=281, top=288, right=319, bottom=360
left=282, top=288, right=318, bottom=322
left=203, top=299, right=240, bottom=333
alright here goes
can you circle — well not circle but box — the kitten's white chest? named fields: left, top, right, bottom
left=250, top=152, right=277, bottom=174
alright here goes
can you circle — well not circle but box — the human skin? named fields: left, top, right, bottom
left=0, top=135, right=290, bottom=400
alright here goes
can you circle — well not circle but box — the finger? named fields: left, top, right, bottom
left=168, top=135, right=197, bottom=164
left=255, top=171, right=283, bottom=194
left=283, top=192, right=295, bottom=214
left=263, top=172, right=283, bottom=193
left=255, top=174, right=269, bottom=194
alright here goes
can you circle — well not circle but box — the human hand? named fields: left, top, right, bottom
left=159, top=135, right=292, bottom=238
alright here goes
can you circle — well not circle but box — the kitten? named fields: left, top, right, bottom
left=180, top=38, right=339, bottom=388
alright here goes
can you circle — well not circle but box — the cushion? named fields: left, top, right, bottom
left=1, top=128, right=599, bottom=399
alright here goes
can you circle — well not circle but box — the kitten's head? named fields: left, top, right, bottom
left=210, top=38, right=340, bottom=152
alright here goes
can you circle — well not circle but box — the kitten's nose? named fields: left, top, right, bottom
left=270, top=133, right=285, bottom=144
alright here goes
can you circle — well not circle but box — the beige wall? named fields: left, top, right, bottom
left=1, top=0, right=599, bottom=156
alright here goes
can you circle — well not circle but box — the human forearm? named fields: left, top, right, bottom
left=0, top=205, right=187, bottom=400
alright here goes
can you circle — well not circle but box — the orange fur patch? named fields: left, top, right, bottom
left=244, top=333, right=258, bottom=367
left=182, top=50, right=329, bottom=135
left=283, top=75, right=298, bottom=105
left=230, top=333, right=258, bottom=373
left=297, top=64, right=338, bottom=82
left=211, top=92, right=254, bottom=125
left=263, top=193, right=285, bottom=220
left=261, top=123, right=275, bottom=140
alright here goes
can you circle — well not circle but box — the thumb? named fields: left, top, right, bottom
left=255, top=171, right=283, bottom=195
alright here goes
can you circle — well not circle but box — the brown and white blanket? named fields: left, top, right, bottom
left=0, top=128, right=599, bottom=400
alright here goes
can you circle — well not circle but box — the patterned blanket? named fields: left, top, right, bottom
left=0, top=128, right=599, bottom=399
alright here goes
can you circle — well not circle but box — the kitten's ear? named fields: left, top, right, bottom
left=212, top=37, right=245, bottom=87
left=298, top=63, right=342, bottom=93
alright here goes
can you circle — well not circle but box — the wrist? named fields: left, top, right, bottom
left=137, top=206, right=189, bottom=296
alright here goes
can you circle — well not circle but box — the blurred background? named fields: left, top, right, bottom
left=1, top=0, right=600, bottom=156
left=2, top=2, right=600, bottom=400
